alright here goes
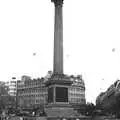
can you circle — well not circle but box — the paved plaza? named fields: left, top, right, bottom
left=3, top=116, right=120, bottom=120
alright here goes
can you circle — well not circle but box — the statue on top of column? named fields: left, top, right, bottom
left=51, top=0, right=64, bottom=6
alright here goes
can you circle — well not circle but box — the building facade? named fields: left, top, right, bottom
left=6, top=77, right=17, bottom=96
left=0, top=81, right=8, bottom=95
left=17, top=74, right=86, bottom=110
left=69, top=75, right=86, bottom=105
left=17, top=76, right=47, bottom=109
left=96, top=80, right=120, bottom=109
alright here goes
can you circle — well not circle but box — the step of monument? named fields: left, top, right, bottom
left=45, top=108, right=79, bottom=118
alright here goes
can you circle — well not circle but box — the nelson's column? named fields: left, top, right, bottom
left=45, top=0, right=79, bottom=118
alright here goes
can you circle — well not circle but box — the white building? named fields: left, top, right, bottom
left=6, top=77, right=17, bottom=96
left=69, top=75, right=86, bottom=105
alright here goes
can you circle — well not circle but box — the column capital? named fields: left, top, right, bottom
left=51, top=0, right=64, bottom=7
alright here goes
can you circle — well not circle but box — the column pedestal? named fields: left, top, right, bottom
left=45, top=75, right=79, bottom=118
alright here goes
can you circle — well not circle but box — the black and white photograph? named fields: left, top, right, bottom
left=0, top=0, right=120, bottom=119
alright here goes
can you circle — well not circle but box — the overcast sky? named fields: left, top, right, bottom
left=0, top=0, right=120, bottom=103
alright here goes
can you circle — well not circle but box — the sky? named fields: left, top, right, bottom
left=0, top=0, right=120, bottom=103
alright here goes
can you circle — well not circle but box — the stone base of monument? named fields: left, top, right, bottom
left=45, top=103, right=79, bottom=119
left=45, top=74, right=80, bottom=119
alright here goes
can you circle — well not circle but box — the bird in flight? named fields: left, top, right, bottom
left=112, top=48, right=116, bottom=52
left=33, top=53, right=36, bottom=56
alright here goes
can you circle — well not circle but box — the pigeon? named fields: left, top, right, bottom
left=112, top=48, right=115, bottom=52
left=33, top=53, right=36, bottom=56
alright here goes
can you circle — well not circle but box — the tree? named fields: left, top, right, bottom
left=85, top=103, right=95, bottom=116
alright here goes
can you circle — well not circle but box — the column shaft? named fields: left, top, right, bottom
left=53, top=5, right=63, bottom=74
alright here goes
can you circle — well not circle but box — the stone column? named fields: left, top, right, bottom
left=52, top=0, right=64, bottom=75
left=53, top=86, right=56, bottom=103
